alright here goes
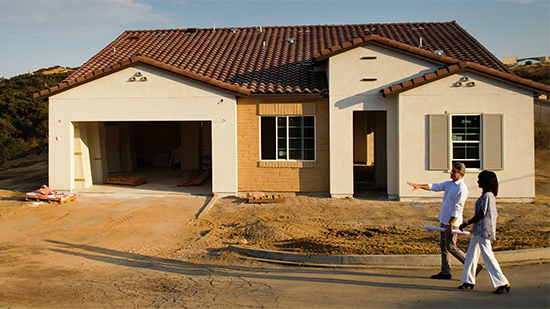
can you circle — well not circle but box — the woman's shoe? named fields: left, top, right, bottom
left=458, top=283, right=475, bottom=290
left=492, top=284, right=511, bottom=294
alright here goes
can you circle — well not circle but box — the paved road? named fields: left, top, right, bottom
left=238, top=262, right=549, bottom=308
left=3, top=245, right=548, bottom=309
left=206, top=262, right=549, bottom=308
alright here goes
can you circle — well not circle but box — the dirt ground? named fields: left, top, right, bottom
left=0, top=150, right=548, bottom=258
left=0, top=151, right=548, bottom=307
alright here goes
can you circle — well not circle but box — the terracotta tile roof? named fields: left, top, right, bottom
left=36, top=21, right=520, bottom=99
left=33, top=56, right=250, bottom=98
left=381, top=62, right=550, bottom=97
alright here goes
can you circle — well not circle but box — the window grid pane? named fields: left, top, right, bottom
left=277, top=118, right=287, bottom=160
left=271, top=116, right=315, bottom=161
left=451, top=115, right=481, bottom=168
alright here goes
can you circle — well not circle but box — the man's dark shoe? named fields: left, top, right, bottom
left=475, top=265, right=483, bottom=276
left=431, top=272, right=452, bottom=279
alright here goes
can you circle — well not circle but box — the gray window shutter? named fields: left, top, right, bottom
left=429, top=114, right=449, bottom=170
left=482, top=114, right=503, bottom=170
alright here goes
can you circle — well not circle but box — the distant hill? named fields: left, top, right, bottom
left=511, top=62, right=550, bottom=86
left=40, top=67, right=74, bottom=75
left=0, top=66, right=76, bottom=163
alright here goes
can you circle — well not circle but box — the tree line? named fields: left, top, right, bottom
left=0, top=67, right=75, bottom=163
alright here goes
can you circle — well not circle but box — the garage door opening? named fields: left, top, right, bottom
left=74, top=121, right=212, bottom=195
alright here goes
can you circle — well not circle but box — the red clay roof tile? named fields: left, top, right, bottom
left=402, top=80, right=413, bottom=88
left=424, top=72, right=438, bottom=80
left=447, top=64, right=461, bottom=72
left=435, top=68, right=448, bottom=76
left=412, top=76, right=426, bottom=84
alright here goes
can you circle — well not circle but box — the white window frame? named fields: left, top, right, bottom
left=260, top=115, right=316, bottom=162
left=450, top=114, right=482, bottom=170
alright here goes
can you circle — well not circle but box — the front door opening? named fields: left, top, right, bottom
left=353, top=111, right=387, bottom=197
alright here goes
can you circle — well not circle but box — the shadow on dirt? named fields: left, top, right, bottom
left=43, top=239, right=437, bottom=287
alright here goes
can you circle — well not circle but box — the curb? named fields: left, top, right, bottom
left=196, top=194, right=220, bottom=219
left=228, top=245, right=550, bottom=268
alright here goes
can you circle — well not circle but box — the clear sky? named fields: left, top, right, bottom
left=0, top=0, right=548, bottom=79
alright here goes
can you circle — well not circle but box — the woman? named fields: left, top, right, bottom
left=458, top=170, right=511, bottom=294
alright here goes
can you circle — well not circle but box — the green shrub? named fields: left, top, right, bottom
left=0, top=137, right=27, bottom=163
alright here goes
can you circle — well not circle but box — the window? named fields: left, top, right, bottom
left=451, top=115, right=481, bottom=169
left=428, top=114, right=503, bottom=171
left=261, top=116, right=315, bottom=161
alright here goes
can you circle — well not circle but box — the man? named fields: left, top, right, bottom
left=407, top=162, right=481, bottom=279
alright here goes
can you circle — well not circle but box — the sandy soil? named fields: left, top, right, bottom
left=195, top=196, right=549, bottom=256
left=0, top=151, right=548, bottom=307
left=192, top=149, right=549, bottom=256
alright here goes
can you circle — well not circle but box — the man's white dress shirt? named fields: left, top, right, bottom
left=429, top=179, right=468, bottom=226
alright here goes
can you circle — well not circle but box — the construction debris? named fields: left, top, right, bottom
left=248, top=194, right=285, bottom=203
left=25, top=185, right=76, bottom=204
left=104, top=175, right=147, bottom=187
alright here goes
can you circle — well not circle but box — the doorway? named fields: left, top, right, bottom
left=353, top=111, right=387, bottom=193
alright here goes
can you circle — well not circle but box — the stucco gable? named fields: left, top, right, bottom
left=327, top=44, right=442, bottom=98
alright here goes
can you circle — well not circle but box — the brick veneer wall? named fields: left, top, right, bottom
left=237, top=98, right=330, bottom=193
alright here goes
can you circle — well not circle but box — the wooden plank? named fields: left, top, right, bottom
left=189, top=169, right=211, bottom=185
left=177, top=170, right=203, bottom=187
left=248, top=194, right=285, bottom=203
left=104, top=175, right=147, bottom=187
left=177, top=169, right=211, bottom=187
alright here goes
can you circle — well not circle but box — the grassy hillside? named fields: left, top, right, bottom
left=512, top=62, right=550, bottom=85
left=0, top=66, right=75, bottom=163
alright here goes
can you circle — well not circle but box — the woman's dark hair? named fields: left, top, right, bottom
left=478, top=170, right=499, bottom=196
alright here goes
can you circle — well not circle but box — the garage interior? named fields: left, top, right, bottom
left=75, top=121, right=212, bottom=195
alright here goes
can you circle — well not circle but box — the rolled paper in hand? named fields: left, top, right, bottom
left=423, top=225, right=470, bottom=236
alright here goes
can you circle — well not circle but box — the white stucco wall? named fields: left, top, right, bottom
left=48, top=64, right=238, bottom=195
left=328, top=44, right=442, bottom=198
left=397, top=72, right=535, bottom=200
